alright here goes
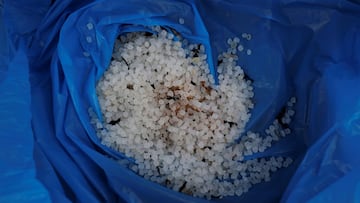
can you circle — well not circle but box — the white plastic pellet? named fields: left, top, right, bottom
left=86, top=23, right=94, bottom=30
left=246, top=34, right=252, bottom=40
left=246, top=49, right=252, bottom=55
left=237, top=44, right=244, bottom=52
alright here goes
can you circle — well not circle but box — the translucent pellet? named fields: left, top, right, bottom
left=246, top=49, right=252, bottom=55
left=290, top=97, right=296, bottom=103
left=86, top=36, right=92, bottom=43
left=246, top=34, right=252, bottom=40
left=237, top=44, right=244, bottom=52
left=86, top=23, right=94, bottom=30
left=234, top=37, right=240, bottom=43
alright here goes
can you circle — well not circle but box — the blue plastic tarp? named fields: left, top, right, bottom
left=1, top=0, right=360, bottom=202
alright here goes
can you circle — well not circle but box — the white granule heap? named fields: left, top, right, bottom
left=91, top=28, right=295, bottom=199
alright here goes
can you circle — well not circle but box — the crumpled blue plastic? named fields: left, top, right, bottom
left=1, top=0, right=360, bottom=202
left=0, top=1, right=51, bottom=202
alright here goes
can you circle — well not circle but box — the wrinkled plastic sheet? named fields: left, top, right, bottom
left=1, top=0, right=360, bottom=202
left=0, top=2, right=51, bottom=202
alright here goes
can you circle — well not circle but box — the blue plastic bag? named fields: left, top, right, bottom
left=2, top=0, right=360, bottom=202
left=0, top=1, right=51, bottom=202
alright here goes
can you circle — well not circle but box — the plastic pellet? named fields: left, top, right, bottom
left=246, top=49, right=252, bottom=55
left=86, top=36, right=92, bottom=43
left=238, top=44, right=244, bottom=52
left=86, top=23, right=94, bottom=30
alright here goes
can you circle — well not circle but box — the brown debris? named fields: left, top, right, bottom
left=200, top=81, right=212, bottom=95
